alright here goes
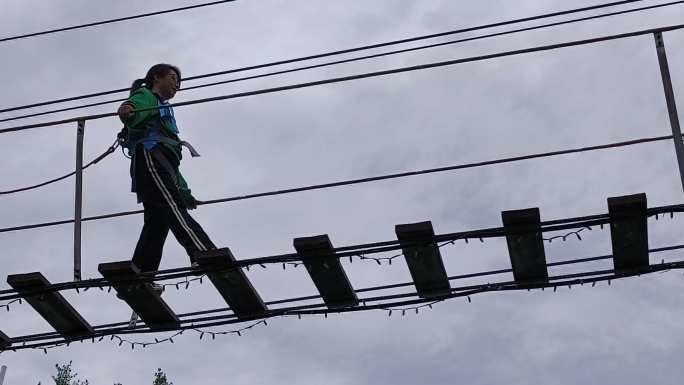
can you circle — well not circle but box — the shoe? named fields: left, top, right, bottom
left=116, top=283, right=163, bottom=299
left=149, top=283, right=164, bottom=295
left=115, top=287, right=131, bottom=300
left=128, top=311, right=139, bottom=329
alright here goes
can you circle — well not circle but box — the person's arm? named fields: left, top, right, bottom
left=117, top=102, right=135, bottom=124
left=118, top=89, right=159, bottom=128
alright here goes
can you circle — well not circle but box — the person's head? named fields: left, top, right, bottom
left=129, top=64, right=181, bottom=100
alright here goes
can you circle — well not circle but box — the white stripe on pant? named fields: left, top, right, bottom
left=143, top=149, right=207, bottom=252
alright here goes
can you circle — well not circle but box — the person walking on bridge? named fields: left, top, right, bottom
left=117, top=63, right=216, bottom=274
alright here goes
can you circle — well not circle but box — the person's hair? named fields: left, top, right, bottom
left=129, top=64, right=181, bottom=95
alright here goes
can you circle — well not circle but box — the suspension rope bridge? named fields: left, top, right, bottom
left=0, top=194, right=682, bottom=352
left=2, top=1, right=684, bottom=354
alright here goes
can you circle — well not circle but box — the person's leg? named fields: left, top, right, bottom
left=131, top=203, right=170, bottom=272
left=141, top=147, right=216, bottom=262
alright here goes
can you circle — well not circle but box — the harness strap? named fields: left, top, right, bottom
left=155, top=136, right=201, bottom=157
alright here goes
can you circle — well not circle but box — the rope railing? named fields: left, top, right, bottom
left=0, top=134, right=676, bottom=232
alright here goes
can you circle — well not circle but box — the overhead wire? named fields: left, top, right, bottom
left=3, top=0, right=683, bottom=124
left=0, top=0, right=651, bottom=115
left=0, top=133, right=676, bottom=232
left=0, top=0, right=237, bottom=44
left=3, top=21, right=684, bottom=136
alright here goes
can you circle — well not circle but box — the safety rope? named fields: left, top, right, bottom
left=0, top=139, right=119, bottom=195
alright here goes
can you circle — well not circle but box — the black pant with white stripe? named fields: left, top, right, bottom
left=131, top=145, right=215, bottom=272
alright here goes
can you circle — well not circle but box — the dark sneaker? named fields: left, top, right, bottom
left=150, top=283, right=164, bottom=295
left=115, top=283, right=163, bottom=299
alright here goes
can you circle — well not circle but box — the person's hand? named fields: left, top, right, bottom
left=117, top=104, right=135, bottom=123
left=182, top=195, right=198, bottom=210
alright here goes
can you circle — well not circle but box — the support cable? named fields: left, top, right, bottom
left=0, top=139, right=119, bottom=195
left=5, top=258, right=682, bottom=351
left=0, top=207, right=680, bottom=301
left=3, top=0, right=682, bottom=124
left=0, top=1, right=237, bottom=44
left=0, top=0, right=650, bottom=115
left=0, top=133, right=675, bottom=231
left=3, top=22, right=684, bottom=136
left=8, top=243, right=684, bottom=344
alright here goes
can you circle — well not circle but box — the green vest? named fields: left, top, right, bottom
left=125, top=87, right=183, bottom=160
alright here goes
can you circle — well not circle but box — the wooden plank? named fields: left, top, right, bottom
left=502, top=208, right=548, bottom=282
left=0, top=330, right=9, bottom=349
left=395, top=221, right=450, bottom=298
left=98, top=261, right=179, bottom=330
left=195, top=248, right=267, bottom=319
left=294, top=235, right=359, bottom=309
left=6, top=272, right=93, bottom=339
left=608, top=193, right=649, bottom=271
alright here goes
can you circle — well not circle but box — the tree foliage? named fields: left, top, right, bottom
left=152, top=368, right=172, bottom=385
left=48, top=362, right=170, bottom=384
left=52, top=361, right=89, bottom=385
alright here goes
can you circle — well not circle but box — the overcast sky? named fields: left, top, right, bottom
left=2, top=0, right=684, bottom=383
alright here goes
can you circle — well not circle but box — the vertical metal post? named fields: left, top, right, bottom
left=74, top=120, right=85, bottom=281
left=654, top=32, right=684, bottom=193
left=0, top=365, right=7, bottom=385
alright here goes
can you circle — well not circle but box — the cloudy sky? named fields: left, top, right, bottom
left=2, top=0, right=684, bottom=383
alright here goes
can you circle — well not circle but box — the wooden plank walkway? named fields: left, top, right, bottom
left=294, top=235, right=359, bottom=308
left=502, top=208, right=548, bottom=283
left=608, top=193, right=649, bottom=271
left=98, top=262, right=179, bottom=331
left=396, top=221, right=450, bottom=298
left=6, top=272, right=93, bottom=339
left=0, top=331, right=9, bottom=349
left=0, top=193, right=657, bottom=347
left=195, top=248, right=268, bottom=319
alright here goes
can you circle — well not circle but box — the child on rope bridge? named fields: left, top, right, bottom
left=117, top=64, right=216, bottom=282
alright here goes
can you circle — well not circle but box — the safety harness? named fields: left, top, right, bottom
left=116, top=103, right=200, bottom=206
left=117, top=120, right=200, bottom=159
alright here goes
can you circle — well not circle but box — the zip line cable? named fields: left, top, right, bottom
left=0, top=0, right=649, bottom=115
left=0, top=134, right=676, bottom=233
left=5, top=257, right=683, bottom=351
left=0, top=0, right=237, bottom=44
left=2, top=21, right=684, bottom=136
left=4, top=0, right=682, bottom=125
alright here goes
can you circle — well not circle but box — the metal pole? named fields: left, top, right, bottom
left=0, top=365, right=7, bottom=385
left=654, top=32, right=684, bottom=193
left=74, top=120, right=85, bottom=281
